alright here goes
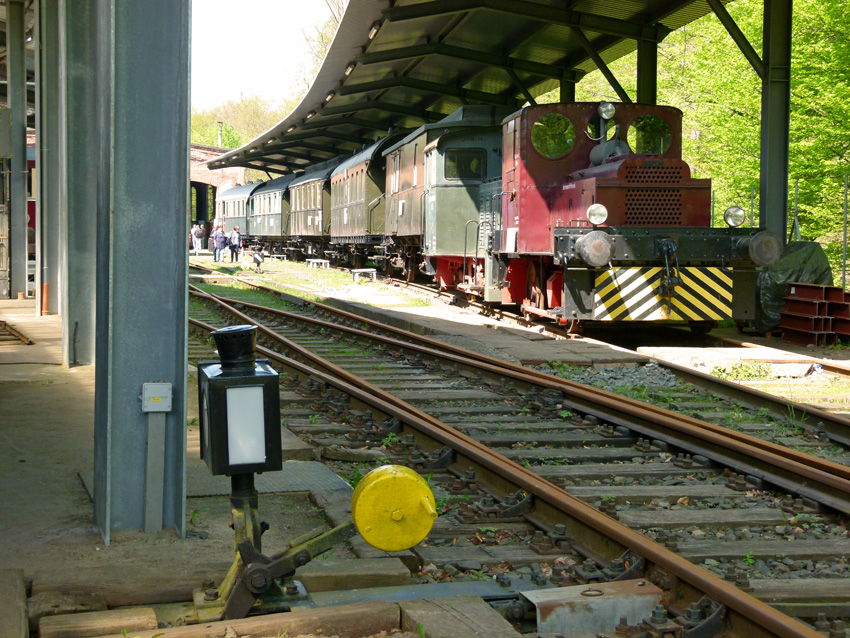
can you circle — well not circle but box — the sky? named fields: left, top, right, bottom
left=191, top=0, right=333, bottom=110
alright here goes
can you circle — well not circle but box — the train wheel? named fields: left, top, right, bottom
left=688, top=320, right=717, bottom=336
left=406, top=256, right=416, bottom=283
left=527, top=263, right=545, bottom=309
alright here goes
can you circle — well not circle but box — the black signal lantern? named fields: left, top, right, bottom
left=197, top=325, right=282, bottom=476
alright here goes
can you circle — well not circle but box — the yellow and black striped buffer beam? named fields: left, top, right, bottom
left=593, top=267, right=733, bottom=321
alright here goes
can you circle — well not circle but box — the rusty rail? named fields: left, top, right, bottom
left=188, top=299, right=822, bottom=638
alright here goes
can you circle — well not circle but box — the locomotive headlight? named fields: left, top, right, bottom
left=723, top=206, right=746, bottom=227
left=598, top=102, right=616, bottom=120
left=586, top=203, right=609, bottom=226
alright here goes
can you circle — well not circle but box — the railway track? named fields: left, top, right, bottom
left=186, top=279, right=850, bottom=638
left=191, top=262, right=850, bottom=451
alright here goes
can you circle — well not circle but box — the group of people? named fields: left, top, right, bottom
left=189, top=223, right=242, bottom=263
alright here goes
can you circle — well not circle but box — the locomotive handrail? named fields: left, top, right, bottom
left=462, top=219, right=479, bottom=286
left=419, top=190, right=426, bottom=232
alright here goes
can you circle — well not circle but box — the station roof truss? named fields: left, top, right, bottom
left=209, top=0, right=731, bottom=176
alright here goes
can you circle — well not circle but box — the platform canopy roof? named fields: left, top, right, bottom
left=209, top=0, right=729, bottom=176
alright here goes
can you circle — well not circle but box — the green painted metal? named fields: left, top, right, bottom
left=383, top=0, right=671, bottom=42
left=760, top=0, right=792, bottom=242
left=636, top=39, right=657, bottom=105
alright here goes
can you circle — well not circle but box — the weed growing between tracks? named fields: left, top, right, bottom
left=711, top=361, right=774, bottom=381
left=195, top=281, right=305, bottom=310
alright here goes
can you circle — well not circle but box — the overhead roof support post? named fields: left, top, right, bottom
left=63, top=0, right=98, bottom=366
left=707, top=0, right=788, bottom=239
left=559, top=79, right=575, bottom=103
left=90, top=0, right=190, bottom=544
left=636, top=39, right=657, bottom=105
left=759, top=0, right=792, bottom=242
left=35, top=0, right=64, bottom=316
left=6, top=0, right=27, bottom=299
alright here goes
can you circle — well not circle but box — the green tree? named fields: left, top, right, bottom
left=190, top=113, right=241, bottom=149
left=297, top=0, right=348, bottom=93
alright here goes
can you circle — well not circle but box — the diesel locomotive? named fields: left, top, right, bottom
left=214, top=101, right=782, bottom=330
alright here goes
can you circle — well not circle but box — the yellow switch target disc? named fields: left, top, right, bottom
left=351, top=465, right=438, bottom=552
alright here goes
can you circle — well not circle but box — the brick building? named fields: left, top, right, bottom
left=190, top=144, right=246, bottom=228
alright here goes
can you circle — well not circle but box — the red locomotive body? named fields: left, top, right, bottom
left=489, top=102, right=781, bottom=328
left=503, top=103, right=710, bottom=257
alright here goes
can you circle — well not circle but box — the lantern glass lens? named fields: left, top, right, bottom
left=226, top=385, right=266, bottom=465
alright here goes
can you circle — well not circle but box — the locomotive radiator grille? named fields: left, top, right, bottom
left=593, top=266, right=732, bottom=321
left=624, top=188, right=683, bottom=225
left=624, top=166, right=684, bottom=183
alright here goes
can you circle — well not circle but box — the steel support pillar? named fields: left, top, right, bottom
left=90, top=0, right=189, bottom=543
left=636, top=39, right=657, bottom=104
left=36, top=0, right=63, bottom=316
left=559, top=79, right=575, bottom=103
left=6, top=0, right=27, bottom=298
left=760, top=0, right=792, bottom=240
left=62, top=1, right=98, bottom=364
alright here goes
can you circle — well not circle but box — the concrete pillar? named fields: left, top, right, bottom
left=36, top=0, right=64, bottom=316
left=6, top=0, right=27, bottom=298
left=90, top=0, right=190, bottom=543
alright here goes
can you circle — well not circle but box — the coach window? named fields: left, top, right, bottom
left=627, top=114, right=672, bottom=154
left=412, top=144, right=418, bottom=185
left=391, top=154, right=399, bottom=194
left=531, top=112, right=575, bottom=159
left=444, top=149, right=486, bottom=180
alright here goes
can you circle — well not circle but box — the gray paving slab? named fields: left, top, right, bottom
left=81, top=460, right=349, bottom=499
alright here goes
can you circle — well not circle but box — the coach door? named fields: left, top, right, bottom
left=386, top=152, right=400, bottom=236
left=422, top=149, right=437, bottom=254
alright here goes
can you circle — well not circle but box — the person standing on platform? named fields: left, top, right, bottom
left=213, top=226, right=227, bottom=262
left=228, top=226, right=242, bottom=263
left=191, top=223, right=204, bottom=255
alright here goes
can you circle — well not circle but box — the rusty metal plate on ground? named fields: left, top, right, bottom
left=522, top=578, right=663, bottom=635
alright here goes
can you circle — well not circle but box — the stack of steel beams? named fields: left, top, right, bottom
left=780, top=282, right=844, bottom=346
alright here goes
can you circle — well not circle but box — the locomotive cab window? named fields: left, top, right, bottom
left=531, top=112, right=575, bottom=159
left=444, top=149, right=486, bottom=180
left=627, top=114, right=672, bottom=154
